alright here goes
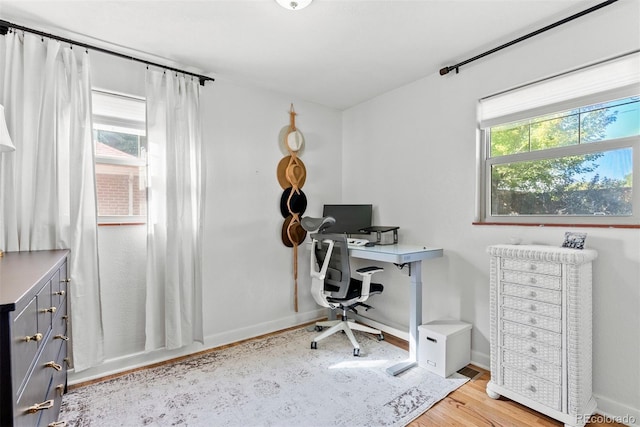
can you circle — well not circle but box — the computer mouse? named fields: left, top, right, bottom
left=364, top=242, right=375, bottom=247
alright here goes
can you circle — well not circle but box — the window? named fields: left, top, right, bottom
left=477, top=53, right=640, bottom=225
left=92, top=90, right=147, bottom=224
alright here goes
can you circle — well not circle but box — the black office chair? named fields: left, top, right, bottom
left=308, top=232, right=384, bottom=356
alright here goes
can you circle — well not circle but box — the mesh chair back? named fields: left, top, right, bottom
left=312, top=233, right=351, bottom=299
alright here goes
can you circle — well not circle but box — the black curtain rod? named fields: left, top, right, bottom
left=439, top=0, right=618, bottom=76
left=0, top=19, right=214, bottom=86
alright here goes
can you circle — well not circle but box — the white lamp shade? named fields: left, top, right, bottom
left=276, top=0, right=313, bottom=10
left=0, top=105, right=16, bottom=152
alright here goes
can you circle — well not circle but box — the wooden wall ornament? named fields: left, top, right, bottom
left=277, top=104, right=307, bottom=312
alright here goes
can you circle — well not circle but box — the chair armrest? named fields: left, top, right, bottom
left=355, top=266, right=384, bottom=276
left=355, top=266, right=383, bottom=301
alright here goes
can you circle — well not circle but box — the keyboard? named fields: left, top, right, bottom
left=347, top=238, right=369, bottom=247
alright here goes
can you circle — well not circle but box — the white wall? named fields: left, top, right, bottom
left=342, top=1, right=639, bottom=421
left=73, top=51, right=342, bottom=382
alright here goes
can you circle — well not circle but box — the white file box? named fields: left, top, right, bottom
left=418, top=320, right=472, bottom=377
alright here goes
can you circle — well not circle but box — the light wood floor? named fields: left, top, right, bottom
left=383, top=334, right=624, bottom=427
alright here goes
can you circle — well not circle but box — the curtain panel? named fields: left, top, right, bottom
left=145, top=70, right=205, bottom=351
left=0, top=32, right=104, bottom=371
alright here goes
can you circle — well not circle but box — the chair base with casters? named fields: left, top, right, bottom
left=305, top=230, right=386, bottom=357
left=311, top=306, right=384, bottom=357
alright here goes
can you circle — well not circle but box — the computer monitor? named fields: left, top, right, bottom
left=322, top=204, right=372, bottom=235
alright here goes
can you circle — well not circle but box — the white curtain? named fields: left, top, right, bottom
left=145, top=70, right=205, bottom=351
left=0, top=32, right=104, bottom=371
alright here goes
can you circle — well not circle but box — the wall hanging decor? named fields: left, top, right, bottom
left=277, top=104, right=307, bottom=312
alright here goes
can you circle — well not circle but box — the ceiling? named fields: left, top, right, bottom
left=0, top=0, right=608, bottom=110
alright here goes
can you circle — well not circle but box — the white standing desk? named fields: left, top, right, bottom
left=347, top=244, right=443, bottom=376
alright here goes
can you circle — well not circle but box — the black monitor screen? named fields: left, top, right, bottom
left=322, top=204, right=372, bottom=235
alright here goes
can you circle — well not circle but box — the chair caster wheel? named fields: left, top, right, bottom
left=311, top=341, right=317, bottom=350
left=353, top=348, right=360, bottom=357
left=315, top=325, right=323, bottom=332
left=378, top=334, right=384, bottom=341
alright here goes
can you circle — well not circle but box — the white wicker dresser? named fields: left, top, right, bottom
left=486, top=244, right=598, bottom=427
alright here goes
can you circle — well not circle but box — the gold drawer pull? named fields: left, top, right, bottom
left=26, top=399, right=54, bottom=414
left=62, top=315, right=69, bottom=323
left=56, top=383, right=65, bottom=397
left=45, top=361, right=63, bottom=371
left=54, top=290, right=66, bottom=296
left=24, top=333, right=43, bottom=342
left=41, top=306, right=57, bottom=313
left=62, top=278, right=71, bottom=283
left=49, top=422, right=67, bottom=427
left=54, top=334, right=69, bottom=341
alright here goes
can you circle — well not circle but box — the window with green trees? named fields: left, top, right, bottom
left=487, top=97, right=638, bottom=219
left=477, top=54, right=640, bottom=225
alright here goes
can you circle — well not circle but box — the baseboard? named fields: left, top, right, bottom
left=470, top=350, right=490, bottom=371
left=68, top=308, right=326, bottom=386
left=593, top=394, right=639, bottom=427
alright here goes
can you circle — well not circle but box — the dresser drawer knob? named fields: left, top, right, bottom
left=529, top=364, right=537, bottom=372
left=529, top=346, right=538, bottom=354
left=529, top=277, right=537, bottom=284
left=63, top=278, right=71, bottom=283
left=26, top=399, right=54, bottom=414
left=529, top=264, right=537, bottom=271
left=529, top=291, right=537, bottom=298
left=54, top=290, right=66, bottom=296
left=529, top=304, right=537, bottom=311
left=49, top=422, right=67, bottom=427
left=24, top=333, right=43, bottom=342
left=528, top=317, right=537, bottom=325
left=528, top=330, right=537, bottom=338
left=41, top=306, right=57, bottom=313
left=45, top=361, right=63, bottom=371
left=54, top=334, right=69, bottom=341
left=526, top=384, right=537, bottom=393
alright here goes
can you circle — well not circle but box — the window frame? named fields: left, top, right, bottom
left=478, top=129, right=639, bottom=226
left=476, top=53, right=640, bottom=227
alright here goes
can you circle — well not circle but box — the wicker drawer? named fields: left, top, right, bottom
left=502, top=259, right=561, bottom=276
left=501, top=320, right=561, bottom=347
left=502, top=307, right=561, bottom=333
left=503, top=333, right=561, bottom=365
left=502, top=295, right=562, bottom=319
left=502, top=366, right=562, bottom=411
left=502, top=282, right=561, bottom=305
left=502, top=349, right=561, bottom=384
left=502, top=270, right=562, bottom=290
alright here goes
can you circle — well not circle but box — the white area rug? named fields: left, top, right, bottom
left=60, top=327, right=467, bottom=426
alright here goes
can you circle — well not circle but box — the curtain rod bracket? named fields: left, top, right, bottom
left=439, top=0, right=618, bottom=77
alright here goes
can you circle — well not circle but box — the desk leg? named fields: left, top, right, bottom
left=387, top=260, right=422, bottom=376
